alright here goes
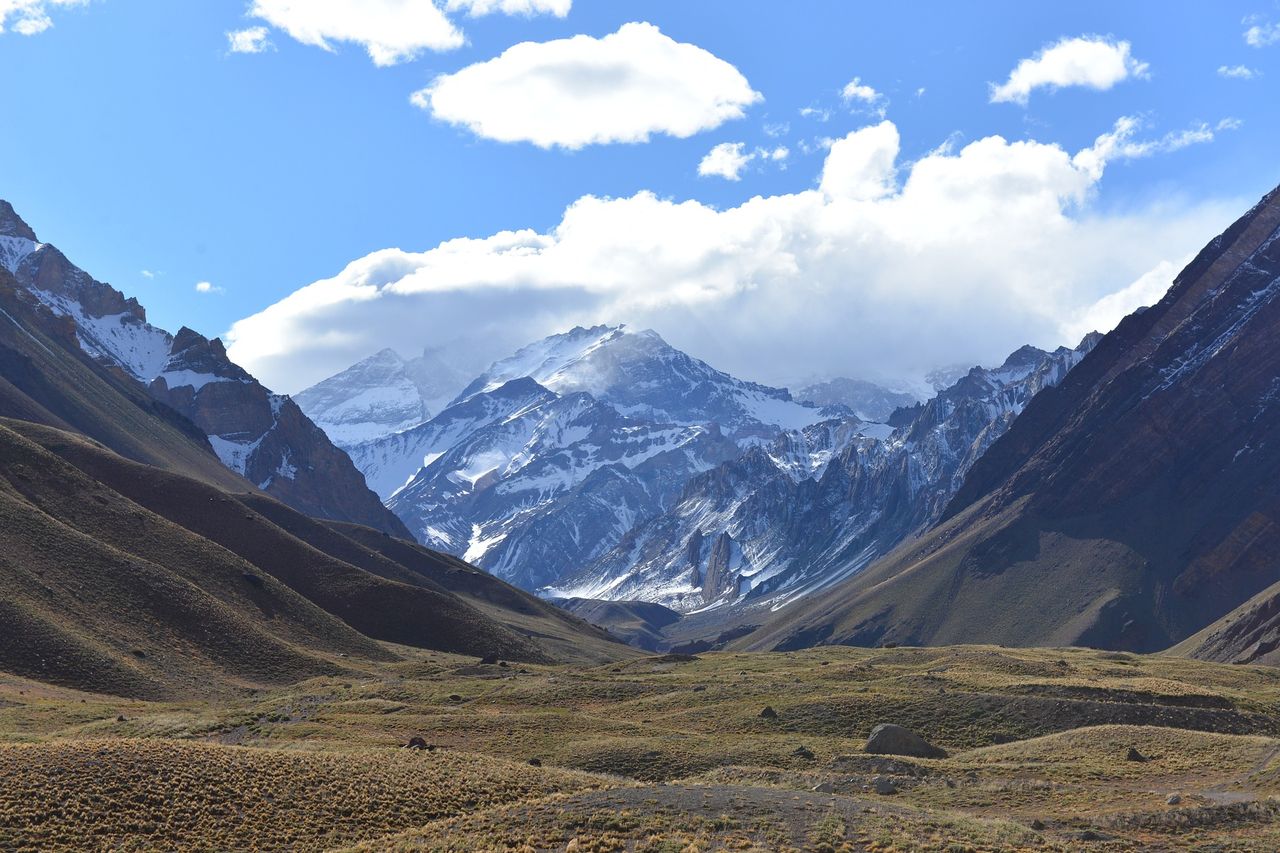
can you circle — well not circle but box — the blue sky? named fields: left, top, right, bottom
left=2, top=1, right=1278, bottom=391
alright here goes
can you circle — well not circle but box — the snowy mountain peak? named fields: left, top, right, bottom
left=455, top=323, right=636, bottom=400
left=450, top=323, right=833, bottom=442
left=295, top=344, right=470, bottom=448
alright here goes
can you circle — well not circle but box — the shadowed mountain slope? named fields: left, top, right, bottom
left=12, top=419, right=558, bottom=665
left=0, top=419, right=389, bottom=699
left=746, top=184, right=1280, bottom=655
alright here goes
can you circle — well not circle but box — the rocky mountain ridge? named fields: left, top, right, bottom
left=0, top=201, right=407, bottom=536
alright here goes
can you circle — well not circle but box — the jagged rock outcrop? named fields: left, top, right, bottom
left=0, top=200, right=407, bottom=536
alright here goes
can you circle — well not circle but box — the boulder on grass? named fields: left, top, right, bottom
left=864, top=723, right=947, bottom=759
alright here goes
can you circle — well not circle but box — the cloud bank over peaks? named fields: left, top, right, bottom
left=226, top=116, right=1239, bottom=394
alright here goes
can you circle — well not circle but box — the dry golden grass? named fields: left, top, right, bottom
left=5, top=645, right=1280, bottom=850
left=0, top=739, right=604, bottom=851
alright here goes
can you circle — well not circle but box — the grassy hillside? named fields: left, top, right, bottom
left=7, top=418, right=582, bottom=666
left=4, top=645, right=1280, bottom=850
left=332, top=522, right=633, bottom=665
left=0, top=421, right=389, bottom=698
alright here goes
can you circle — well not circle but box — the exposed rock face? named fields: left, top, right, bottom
left=751, top=183, right=1280, bottom=655
left=0, top=200, right=407, bottom=536
left=381, top=381, right=740, bottom=590
left=864, top=723, right=947, bottom=759
left=559, top=338, right=1096, bottom=612
left=309, top=325, right=849, bottom=592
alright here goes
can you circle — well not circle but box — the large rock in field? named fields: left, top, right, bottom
left=864, top=723, right=947, bottom=759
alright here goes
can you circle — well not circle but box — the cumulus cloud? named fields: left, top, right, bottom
left=227, top=26, right=272, bottom=54
left=226, top=118, right=1237, bottom=394
left=990, top=36, right=1150, bottom=104
left=445, top=0, right=570, bottom=16
left=0, top=0, right=87, bottom=35
left=698, top=142, right=751, bottom=181
left=698, top=142, right=789, bottom=181
left=194, top=281, right=224, bottom=295
left=245, top=0, right=463, bottom=65
left=413, top=23, right=761, bottom=148
left=1218, top=64, right=1259, bottom=79
left=1245, top=19, right=1280, bottom=47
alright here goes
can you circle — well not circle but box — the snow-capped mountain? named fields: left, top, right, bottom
left=0, top=200, right=407, bottom=536
left=294, top=347, right=468, bottom=448
left=309, top=323, right=881, bottom=591
left=454, top=325, right=840, bottom=443
left=794, top=377, right=921, bottom=423
left=385, top=382, right=739, bottom=589
left=550, top=335, right=1100, bottom=613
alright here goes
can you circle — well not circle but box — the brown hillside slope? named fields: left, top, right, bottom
left=330, top=522, right=634, bottom=664
left=1168, top=577, right=1280, bottom=666
left=746, top=183, right=1280, bottom=656
left=0, top=421, right=390, bottom=698
left=8, top=419, right=558, bottom=665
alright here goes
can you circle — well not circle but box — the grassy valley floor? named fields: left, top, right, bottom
left=3, top=645, right=1280, bottom=850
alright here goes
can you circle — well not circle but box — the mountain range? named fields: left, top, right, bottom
left=0, top=200, right=630, bottom=696
left=303, top=324, right=867, bottom=591
left=299, top=311, right=1100, bottom=636
left=7, top=181, right=1280, bottom=683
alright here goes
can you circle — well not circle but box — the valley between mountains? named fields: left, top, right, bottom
left=3, top=183, right=1280, bottom=851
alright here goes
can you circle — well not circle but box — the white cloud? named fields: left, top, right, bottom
left=227, top=26, right=272, bottom=54
left=140, top=269, right=157, bottom=279
left=1071, top=115, right=1238, bottom=177
left=195, top=281, right=224, bottom=295
left=841, top=77, right=880, bottom=103
left=445, top=0, right=570, bottom=17
left=239, top=0, right=573, bottom=65
left=246, top=0, right=463, bottom=66
left=990, top=36, right=1150, bottom=105
left=1218, top=64, right=1259, bottom=79
left=412, top=23, right=760, bottom=149
left=818, top=121, right=899, bottom=201
left=0, top=0, right=86, bottom=35
left=698, top=143, right=790, bottom=181
left=226, top=118, right=1237, bottom=395
left=1245, top=20, right=1280, bottom=47
left=698, top=142, right=752, bottom=181
left=1060, top=258, right=1184, bottom=344
left=841, top=76, right=887, bottom=117
left=799, top=106, right=831, bottom=122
